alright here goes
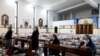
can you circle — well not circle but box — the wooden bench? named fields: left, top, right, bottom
left=0, top=37, right=7, bottom=48
left=14, top=38, right=32, bottom=56
left=44, top=44, right=94, bottom=56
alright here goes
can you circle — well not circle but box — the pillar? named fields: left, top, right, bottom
left=15, top=0, right=18, bottom=34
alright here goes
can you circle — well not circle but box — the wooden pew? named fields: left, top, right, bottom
left=44, top=44, right=94, bottom=56
left=14, top=38, right=32, bottom=56
left=0, top=36, right=7, bottom=48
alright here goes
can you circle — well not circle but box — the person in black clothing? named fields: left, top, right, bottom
left=78, top=35, right=96, bottom=56
left=31, top=26, right=39, bottom=52
left=49, top=34, right=60, bottom=56
left=5, top=25, right=13, bottom=48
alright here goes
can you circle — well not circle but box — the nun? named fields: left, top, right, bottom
left=31, top=26, right=39, bottom=53
left=49, top=34, right=60, bottom=56
left=78, top=35, right=96, bottom=56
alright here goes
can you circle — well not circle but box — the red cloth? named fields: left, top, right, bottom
left=6, top=48, right=13, bottom=56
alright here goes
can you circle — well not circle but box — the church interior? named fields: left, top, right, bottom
left=0, top=0, right=100, bottom=56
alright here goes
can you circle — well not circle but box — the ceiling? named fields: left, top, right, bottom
left=95, top=0, right=100, bottom=3
left=58, top=4, right=92, bottom=14
left=21, top=0, right=85, bottom=11
left=51, top=0, right=85, bottom=11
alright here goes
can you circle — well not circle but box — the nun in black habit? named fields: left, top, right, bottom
left=31, top=26, right=39, bottom=51
left=78, top=34, right=96, bottom=56
left=49, top=34, right=60, bottom=56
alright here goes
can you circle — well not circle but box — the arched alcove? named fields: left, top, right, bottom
left=39, top=18, right=43, bottom=28
left=1, top=14, right=9, bottom=27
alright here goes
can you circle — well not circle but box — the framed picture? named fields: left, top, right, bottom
left=24, top=21, right=28, bottom=28
left=1, top=14, right=9, bottom=27
left=39, top=18, right=43, bottom=28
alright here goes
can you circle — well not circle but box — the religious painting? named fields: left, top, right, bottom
left=84, top=20, right=89, bottom=24
left=24, top=21, right=28, bottom=28
left=1, top=14, right=9, bottom=27
left=78, top=18, right=93, bottom=24
left=39, top=18, right=43, bottom=28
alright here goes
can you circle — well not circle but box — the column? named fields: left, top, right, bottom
left=62, top=14, right=64, bottom=20
left=46, top=10, right=48, bottom=33
left=98, top=4, right=100, bottom=35
left=33, top=6, right=35, bottom=27
left=70, top=13, right=73, bottom=19
left=15, top=0, right=18, bottom=34
left=99, top=4, right=100, bottom=28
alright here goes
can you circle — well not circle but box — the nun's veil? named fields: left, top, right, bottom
left=85, top=34, right=93, bottom=44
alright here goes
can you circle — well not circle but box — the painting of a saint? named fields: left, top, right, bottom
left=84, top=20, right=89, bottom=24
left=4, top=16, right=8, bottom=25
left=24, top=21, right=28, bottom=28
left=1, top=14, right=9, bottom=27
left=39, top=18, right=43, bottom=28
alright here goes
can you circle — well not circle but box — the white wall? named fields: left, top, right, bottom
left=48, top=11, right=58, bottom=28
left=0, top=0, right=52, bottom=28
left=0, top=0, right=15, bottom=27
left=18, top=1, right=48, bottom=27
left=18, top=0, right=33, bottom=27
left=74, top=8, right=92, bottom=18
left=52, top=20, right=74, bottom=28
left=35, top=6, right=47, bottom=26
